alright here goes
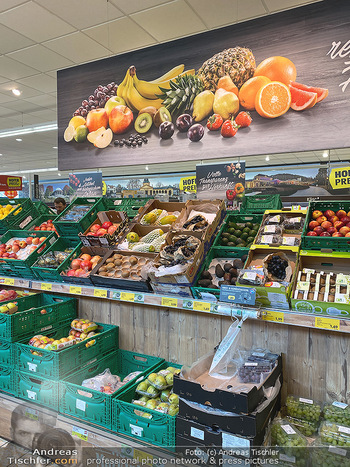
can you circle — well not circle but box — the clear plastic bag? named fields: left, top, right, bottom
left=283, top=216, right=304, bottom=231
left=324, top=402, right=350, bottom=427
left=256, top=234, right=282, bottom=246
left=286, top=395, right=322, bottom=422
left=238, top=267, right=266, bottom=286
left=82, top=368, right=122, bottom=394
left=265, top=214, right=284, bottom=225
left=209, top=319, right=243, bottom=378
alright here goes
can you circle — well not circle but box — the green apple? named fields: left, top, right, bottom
left=104, top=96, right=126, bottom=117
left=136, top=381, right=149, bottom=393
left=165, top=373, right=174, bottom=386
left=147, top=373, right=158, bottom=384
left=161, top=390, right=171, bottom=402
left=146, top=386, right=159, bottom=397
left=168, top=394, right=179, bottom=406
left=156, top=403, right=169, bottom=413
left=154, top=375, right=167, bottom=389
left=139, top=396, right=150, bottom=403
left=145, top=399, right=158, bottom=410
left=168, top=404, right=179, bottom=416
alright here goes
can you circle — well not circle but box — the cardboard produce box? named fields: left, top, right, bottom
left=148, top=231, right=204, bottom=286
left=133, top=199, right=185, bottom=224
left=173, top=199, right=226, bottom=249
left=116, top=223, right=171, bottom=253
left=173, top=353, right=282, bottom=414
left=291, top=250, right=350, bottom=316
left=79, top=210, right=128, bottom=248
left=237, top=247, right=298, bottom=309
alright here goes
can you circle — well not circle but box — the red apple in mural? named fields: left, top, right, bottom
left=321, top=221, right=332, bottom=230
left=327, top=226, right=337, bottom=235
left=307, top=231, right=318, bottom=236
left=86, top=109, right=109, bottom=132
left=324, top=210, right=335, bottom=219
left=312, top=210, right=323, bottom=220
left=336, top=210, right=347, bottom=219
left=313, top=226, right=324, bottom=236
left=309, top=221, right=319, bottom=230
left=104, top=96, right=126, bottom=117
left=109, top=105, right=133, bottom=134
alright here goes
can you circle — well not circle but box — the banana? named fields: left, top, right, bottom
left=127, top=67, right=163, bottom=112
left=134, top=69, right=196, bottom=99
left=122, top=73, right=134, bottom=109
left=117, top=69, right=129, bottom=98
left=150, top=64, right=185, bottom=83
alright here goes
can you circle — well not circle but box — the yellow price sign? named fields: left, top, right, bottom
left=120, top=292, right=134, bottom=302
left=179, top=176, right=196, bottom=192
left=193, top=301, right=211, bottom=312
left=161, top=297, right=178, bottom=308
left=329, top=166, right=350, bottom=190
left=4, top=278, right=14, bottom=286
left=41, top=283, right=52, bottom=291
left=262, top=310, right=284, bottom=323
left=134, top=449, right=153, bottom=466
left=315, top=316, right=340, bottom=331
left=69, top=286, right=82, bottom=295
left=94, top=288, right=107, bottom=298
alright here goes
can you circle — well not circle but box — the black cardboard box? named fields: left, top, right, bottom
left=173, top=355, right=282, bottom=414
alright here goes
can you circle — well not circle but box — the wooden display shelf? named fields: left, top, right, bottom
left=0, top=275, right=349, bottom=335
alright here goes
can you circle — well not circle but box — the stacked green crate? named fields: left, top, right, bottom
left=240, top=194, right=282, bottom=213
left=0, top=198, right=36, bottom=234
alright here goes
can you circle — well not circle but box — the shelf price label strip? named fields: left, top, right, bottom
left=315, top=316, right=340, bottom=331
left=262, top=310, right=284, bottom=323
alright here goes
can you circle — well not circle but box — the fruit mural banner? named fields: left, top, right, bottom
left=57, top=0, right=350, bottom=171
left=69, top=172, right=103, bottom=197
left=0, top=176, right=22, bottom=191
left=196, top=162, right=245, bottom=200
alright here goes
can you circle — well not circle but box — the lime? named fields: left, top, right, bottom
left=74, top=124, right=89, bottom=143
left=221, top=237, right=228, bottom=245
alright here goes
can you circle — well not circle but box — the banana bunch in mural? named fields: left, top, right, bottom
left=117, top=65, right=195, bottom=111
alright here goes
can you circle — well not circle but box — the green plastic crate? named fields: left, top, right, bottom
left=15, top=369, right=59, bottom=410
left=26, top=214, right=57, bottom=232
left=53, top=197, right=105, bottom=237
left=0, top=364, right=16, bottom=395
left=0, top=198, right=35, bottom=234
left=240, top=194, right=282, bottom=213
left=15, top=322, right=119, bottom=379
left=212, top=213, right=263, bottom=251
left=0, top=340, right=14, bottom=366
left=103, top=197, right=151, bottom=219
left=60, top=349, right=163, bottom=429
left=113, top=361, right=182, bottom=451
left=0, top=293, right=77, bottom=342
left=0, top=230, right=57, bottom=279
left=191, top=247, right=249, bottom=300
left=33, top=201, right=56, bottom=216
left=31, top=237, right=81, bottom=282
left=301, top=201, right=350, bottom=251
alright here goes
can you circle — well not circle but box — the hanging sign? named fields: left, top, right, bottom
left=179, top=176, right=196, bottom=192
left=0, top=176, right=22, bottom=191
left=329, top=167, right=350, bottom=190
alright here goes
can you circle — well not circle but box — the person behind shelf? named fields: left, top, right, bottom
left=54, top=197, right=67, bottom=215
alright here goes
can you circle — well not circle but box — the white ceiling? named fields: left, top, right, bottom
left=0, top=0, right=346, bottom=182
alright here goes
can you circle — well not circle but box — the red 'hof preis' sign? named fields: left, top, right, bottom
left=0, top=175, right=22, bottom=191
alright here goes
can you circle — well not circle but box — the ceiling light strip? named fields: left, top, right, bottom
left=0, top=124, right=57, bottom=138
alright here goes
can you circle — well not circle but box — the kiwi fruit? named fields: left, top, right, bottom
left=129, top=256, right=138, bottom=265
left=135, top=113, right=153, bottom=134
left=114, top=259, right=122, bottom=267
left=215, top=264, right=224, bottom=278
left=138, top=106, right=157, bottom=118
left=106, top=258, right=114, bottom=264
left=98, top=266, right=107, bottom=273
left=106, top=263, right=115, bottom=270
left=121, top=270, right=130, bottom=278
left=154, top=107, right=171, bottom=128
left=99, top=271, right=108, bottom=277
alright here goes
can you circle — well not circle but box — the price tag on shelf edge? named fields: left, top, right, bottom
left=41, top=282, right=52, bottom=291
left=315, top=316, right=340, bottom=331
left=69, top=286, right=82, bottom=295
left=120, top=292, right=135, bottom=302
left=161, top=297, right=178, bottom=308
left=4, top=278, right=14, bottom=286
left=72, top=426, right=88, bottom=442
left=262, top=310, right=284, bottom=323
left=93, top=288, right=108, bottom=298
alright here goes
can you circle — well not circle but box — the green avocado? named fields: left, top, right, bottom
left=221, top=237, right=229, bottom=245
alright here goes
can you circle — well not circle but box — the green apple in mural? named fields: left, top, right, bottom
left=104, top=96, right=126, bottom=116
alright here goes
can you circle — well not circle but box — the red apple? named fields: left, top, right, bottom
left=330, top=216, right=339, bottom=224
left=26, top=237, right=33, bottom=245
left=86, top=232, right=96, bottom=236
left=320, top=232, right=331, bottom=237
left=81, top=260, right=92, bottom=270
left=332, top=232, right=343, bottom=237
left=34, top=226, right=40, bottom=231
left=8, top=253, right=18, bottom=258
left=32, top=238, right=40, bottom=245
left=341, top=216, right=350, bottom=224
left=80, top=254, right=92, bottom=261
left=321, top=221, right=332, bottom=230
left=339, top=226, right=350, bottom=236
left=2, top=253, right=9, bottom=258
left=96, top=228, right=108, bottom=237
left=309, top=221, right=319, bottom=230
left=86, top=108, right=109, bottom=132
left=109, top=105, right=133, bottom=134
left=336, top=210, right=347, bottom=219
left=39, top=237, right=46, bottom=243
left=107, top=225, right=118, bottom=235
left=345, top=232, right=350, bottom=237
left=313, top=226, right=325, bottom=236
left=67, top=269, right=75, bottom=277
left=327, top=226, right=337, bottom=235
left=334, top=220, right=345, bottom=230
left=90, top=224, right=101, bottom=233
left=0, top=244, right=5, bottom=249
left=324, top=210, right=335, bottom=219
left=71, top=258, right=82, bottom=270
left=307, top=231, right=318, bottom=236
left=6, top=245, right=12, bottom=252
left=316, top=216, right=327, bottom=224
left=75, top=268, right=86, bottom=277
left=18, top=241, right=27, bottom=249
left=102, top=221, right=113, bottom=229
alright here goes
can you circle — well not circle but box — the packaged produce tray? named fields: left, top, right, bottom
left=0, top=230, right=57, bottom=279
left=31, top=237, right=81, bottom=282
left=112, top=361, right=182, bottom=451
left=61, top=246, right=107, bottom=286
left=0, top=198, right=36, bottom=234
left=213, top=213, right=263, bottom=251
left=15, top=369, right=59, bottom=410
left=320, top=420, right=350, bottom=446
left=301, top=201, right=350, bottom=251
left=0, top=364, right=16, bottom=395
left=310, top=437, right=350, bottom=466
left=60, top=349, right=163, bottom=429
left=15, top=321, right=119, bottom=379
left=173, top=354, right=282, bottom=414
left=240, top=194, right=282, bottom=214
left=116, top=224, right=171, bottom=253
left=191, top=247, right=248, bottom=300
left=0, top=293, right=76, bottom=341
left=133, top=200, right=185, bottom=225
left=324, top=401, right=350, bottom=427
left=53, top=197, right=105, bottom=237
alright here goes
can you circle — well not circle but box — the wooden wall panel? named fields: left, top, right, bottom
left=78, top=297, right=350, bottom=403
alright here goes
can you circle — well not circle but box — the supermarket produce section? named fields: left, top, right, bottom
left=0, top=195, right=349, bottom=464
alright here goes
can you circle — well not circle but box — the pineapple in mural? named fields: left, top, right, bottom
left=157, top=74, right=204, bottom=115
left=197, top=47, right=256, bottom=91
